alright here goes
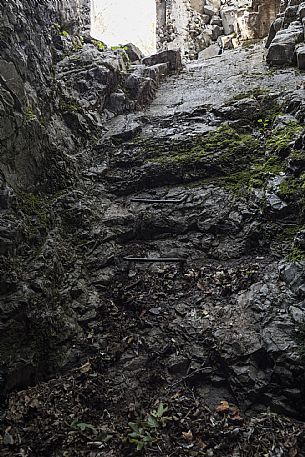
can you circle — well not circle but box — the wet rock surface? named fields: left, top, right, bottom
left=1, top=9, right=305, bottom=456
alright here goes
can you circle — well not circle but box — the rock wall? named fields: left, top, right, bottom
left=157, top=0, right=281, bottom=59
left=0, top=0, right=181, bottom=394
left=266, top=0, right=305, bottom=69
left=0, top=0, right=88, bottom=191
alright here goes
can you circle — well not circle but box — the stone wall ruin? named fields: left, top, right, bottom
left=156, top=0, right=281, bottom=59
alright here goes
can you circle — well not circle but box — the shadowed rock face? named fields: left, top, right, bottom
left=1, top=3, right=305, bottom=451
left=0, top=0, right=181, bottom=394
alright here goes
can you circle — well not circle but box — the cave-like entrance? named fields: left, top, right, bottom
left=90, top=0, right=281, bottom=61
left=91, top=0, right=157, bottom=55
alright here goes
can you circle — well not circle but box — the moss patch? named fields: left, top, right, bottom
left=288, top=246, right=305, bottom=262
left=153, top=125, right=260, bottom=168
left=266, top=121, right=304, bottom=155
left=19, top=192, right=51, bottom=244
left=231, top=87, right=270, bottom=101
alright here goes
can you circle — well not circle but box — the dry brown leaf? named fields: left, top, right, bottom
left=216, top=400, right=230, bottom=413
left=182, top=430, right=193, bottom=441
left=197, top=280, right=205, bottom=290
left=79, top=361, right=91, bottom=373
left=230, top=411, right=243, bottom=422
left=197, top=439, right=207, bottom=449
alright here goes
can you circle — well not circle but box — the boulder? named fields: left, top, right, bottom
left=202, top=14, right=211, bottom=25
left=203, top=1, right=219, bottom=17
left=198, top=43, right=221, bottom=60
left=210, top=15, right=223, bottom=27
left=296, top=43, right=305, bottom=69
left=206, top=24, right=224, bottom=41
left=266, top=17, right=284, bottom=48
left=266, top=22, right=304, bottom=66
left=298, top=2, right=305, bottom=19
left=142, top=49, right=182, bottom=72
left=123, top=42, right=144, bottom=63
left=220, top=6, right=237, bottom=35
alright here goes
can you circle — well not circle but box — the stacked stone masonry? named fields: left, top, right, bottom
left=156, top=0, right=281, bottom=59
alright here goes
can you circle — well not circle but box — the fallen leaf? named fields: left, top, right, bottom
left=197, top=439, right=207, bottom=449
left=216, top=400, right=230, bottom=413
left=197, top=280, right=205, bottom=290
left=80, top=361, right=91, bottom=373
left=230, top=410, right=243, bottom=422
left=182, top=430, right=193, bottom=441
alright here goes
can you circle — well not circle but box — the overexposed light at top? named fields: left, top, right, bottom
left=91, top=0, right=156, bottom=56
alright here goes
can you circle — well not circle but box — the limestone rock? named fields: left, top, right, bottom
left=266, top=17, right=284, bottom=48
left=123, top=42, right=144, bottom=62
left=266, top=22, right=304, bottom=65
left=296, top=43, right=305, bottom=68
left=142, top=50, right=182, bottom=72
left=198, top=43, right=221, bottom=60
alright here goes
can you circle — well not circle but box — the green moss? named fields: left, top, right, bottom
left=72, top=36, right=84, bottom=51
left=275, top=173, right=305, bottom=218
left=278, top=176, right=304, bottom=200
left=279, top=225, right=304, bottom=242
left=20, top=192, right=50, bottom=228
left=24, top=109, right=37, bottom=121
left=219, top=156, right=283, bottom=195
left=231, top=87, right=270, bottom=101
left=92, top=39, right=106, bottom=51
left=266, top=121, right=304, bottom=155
left=154, top=125, right=260, bottom=167
left=60, top=100, right=82, bottom=113
left=288, top=246, right=305, bottom=262
left=288, top=150, right=305, bottom=160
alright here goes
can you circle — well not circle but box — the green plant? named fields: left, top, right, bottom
left=19, top=192, right=50, bottom=229
left=111, top=44, right=128, bottom=51
left=70, top=420, right=98, bottom=434
left=24, top=109, right=36, bottom=121
left=72, top=35, right=84, bottom=51
left=128, top=403, right=170, bottom=451
left=153, top=124, right=260, bottom=167
left=52, top=23, right=61, bottom=31
left=92, top=39, right=106, bottom=51
left=257, top=117, right=272, bottom=131
left=128, top=423, right=154, bottom=451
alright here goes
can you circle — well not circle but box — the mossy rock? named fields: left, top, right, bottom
left=153, top=124, right=260, bottom=169
left=266, top=121, right=304, bottom=156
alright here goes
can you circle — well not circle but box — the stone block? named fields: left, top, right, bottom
left=202, top=14, right=211, bottom=25
left=298, top=2, right=305, bottom=19
left=266, top=23, right=304, bottom=65
left=123, top=43, right=144, bottom=63
left=296, top=43, right=305, bottom=69
left=142, top=49, right=182, bottom=72
left=204, top=2, right=219, bottom=17
left=206, top=24, right=223, bottom=41
left=198, top=43, right=221, bottom=60
left=210, top=15, right=223, bottom=26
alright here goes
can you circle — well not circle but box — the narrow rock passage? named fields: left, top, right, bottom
left=2, top=42, right=305, bottom=456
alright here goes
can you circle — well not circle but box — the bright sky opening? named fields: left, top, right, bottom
left=91, top=0, right=157, bottom=56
